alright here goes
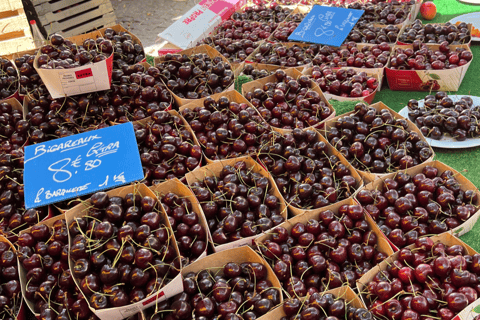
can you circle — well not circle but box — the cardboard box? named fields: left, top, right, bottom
left=179, top=90, right=268, bottom=164
left=258, top=129, right=363, bottom=216
left=256, top=285, right=367, bottom=320
left=0, top=234, right=25, bottom=320
left=64, top=184, right=183, bottom=320
left=319, top=101, right=435, bottom=182
left=303, top=67, right=380, bottom=104
left=154, top=44, right=235, bottom=107
left=158, top=0, right=247, bottom=50
left=385, top=44, right=473, bottom=91
left=241, top=67, right=335, bottom=134
left=149, top=178, right=210, bottom=264
left=185, top=156, right=288, bottom=252
left=34, top=24, right=142, bottom=99
left=255, top=198, right=394, bottom=285
left=357, top=233, right=477, bottom=316
left=356, top=160, right=480, bottom=250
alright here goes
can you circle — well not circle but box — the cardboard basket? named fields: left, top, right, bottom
left=258, top=129, right=363, bottom=216
left=64, top=184, right=183, bottom=320
left=34, top=24, right=141, bottom=99
left=357, top=233, right=477, bottom=315
left=318, top=101, right=435, bottom=183
left=149, top=178, right=210, bottom=264
left=185, top=156, right=288, bottom=252
left=0, top=234, right=25, bottom=320
left=256, top=285, right=368, bottom=320
left=255, top=198, right=394, bottom=287
left=153, top=44, right=235, bottom=107
left=355, top=160, right=480, bottom=250
left=303, top=67, right=380, bottom=104
left=241, top=67, right=335, bottom=134
left=17, top=214, right=66, bottom=318
left=385, top=44, right=473, bottom=91
left=179, top=90, right=270, bottom=164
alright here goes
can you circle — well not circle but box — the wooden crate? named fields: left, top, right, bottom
left=32, top=0, right=117, bottom=37
left=0, top=0, right=36, bottom=56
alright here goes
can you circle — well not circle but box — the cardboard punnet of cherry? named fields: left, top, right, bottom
left=355, top=160, right=480, bottom=253
left=357, top=233, right=480, bottom=320
left=0, top=56, right=20, bottom=103
left=255, top=127, right=363, bottom=217
left=33, top=24, right=145, bottom=99
left=185, top=156, right=288, bottom=252
left=319, top=101, right=435, bottom=183
left=63, top=184, right=183, bottom=320
left=179, top=90, right=272, bottom=164
left=254, top=197, right=394, bottom=298
left=141, top=246, right=284, bottom=320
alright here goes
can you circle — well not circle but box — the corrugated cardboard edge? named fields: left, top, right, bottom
left=302, top=66, right=380, bottom=104
left=356, top=233, right=477, bottom=311
left=356, top=160, right=480, bottom=244
left=153, top=44, right=235, bottom=107
left=385, top=43, right=473, bottom=92
left=149, top=178, right=209, bottom=263
left=241, top=67, right=335, bottom=134
left=18, top=213, right=66, bottom=318
left=184, top=155, right=288, bottom=252
left=258, top=129, right=363, bottom=216
left=255, top=198, right=394, bottom=276
left=64, top=184, right=183, bottom=320
left=318, top=101, right=435, bottom=183
left=179, top=90, right=271, bottom=164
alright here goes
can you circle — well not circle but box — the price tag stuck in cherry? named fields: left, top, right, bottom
left=24, top=122, right=144, bottom=209
left=288, top=5, right=364, bottom=47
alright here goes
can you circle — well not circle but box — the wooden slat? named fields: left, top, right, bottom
left=0, top=0, right=23, bottom=12
left=0, top=34, right=35, bottom=56
left=61, top=13, right=116, bottom=37
left=39, top=3, right=115, bottom=33
left=0, top=13, right=29, bottom=34
left=35, top=0, right=110, bottom=16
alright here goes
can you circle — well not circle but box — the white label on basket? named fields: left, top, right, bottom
left=59, top=69, right=97, bottom=95
left=119, top=305, right=141, bottom=318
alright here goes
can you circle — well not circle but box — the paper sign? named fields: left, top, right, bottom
left=24, top=123, right=144, bottom=209
left=288, top=5, right=364, bottom=47
left=159, top=0, right=246, bottom=49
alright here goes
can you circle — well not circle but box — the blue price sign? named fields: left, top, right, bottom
left=288, top=5, right=364, bottom=47
left=24, top=122, right=144, bottom=209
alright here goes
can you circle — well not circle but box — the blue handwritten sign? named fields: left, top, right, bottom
left=24, top=122, right=144, bottom=209
left=288, top=5, right=364, bottom=47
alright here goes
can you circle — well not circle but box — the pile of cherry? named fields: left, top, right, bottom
left=155, top=53, right=233, bottom=100
left=244, top=69, right=333, bottom=130
left=281, top=292, right=374, bottom=320
left=17, top=218, right=100, bottom=320
left=144, top=261, right=280, bottom=320
left=356, top=165, right=479, bottom=249
left=345, top=22, right=400, bottom=44
left=37, top=30, right=144, bottom=70
left=258, top=203, right=388, bottom=296
left=325, top=103, right=434, bottom=173
left=250, top=43, right=320, bottom=67
left=257, top=128, right=358, bottom=210
left=398, top=20, right=471, bottom=45
left=309, top=66, right=379, bottom=98
left=238, top=64, right=276, bottom=80
left=346, top=1, right=414, bottom=25
left=0, top=57, right=18, bottom=99
left=13, top=51, right=45, bottom=98
left=0, top=240, right=21, bottom=320
left=133, top=111, right=202, bottom=186
left=180, top=95, right=271, bottom=161
left=68, top=191, right=180, bottom=309
left=202, top=38, right=260, bottom=64
left=364, top=238, right=480, bottom=320
left=190, top=160, right=285, bottom=246
left=313, top=42, right=391, bottom=69
left=407, top=91, right=480, bottom=141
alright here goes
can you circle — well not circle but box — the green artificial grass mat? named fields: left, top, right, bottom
left=370, top=0, right=480, bottom=249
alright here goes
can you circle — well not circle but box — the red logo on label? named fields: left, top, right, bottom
left=142, top=291, right=165, bottom=305
left=75, top=68, right=93, bottom=79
